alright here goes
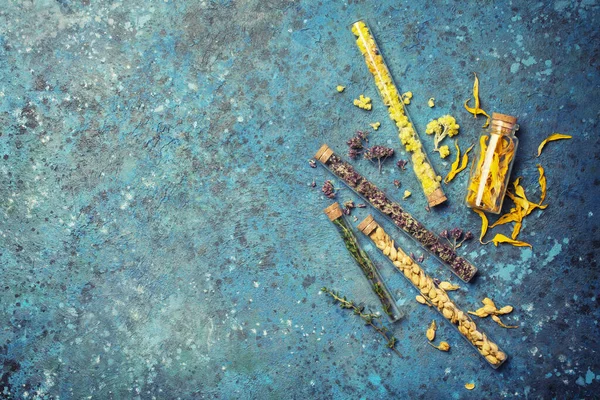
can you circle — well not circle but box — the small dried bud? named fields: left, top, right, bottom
left=393, top=179, right=401, bottom=187
left=464, top=231, right=474, bottom=241
left=440, top=230, right=449, bottom=238
left=321, top=180, right=336, bottom=199
left=396, top=159, right=408, bottom=170
left=356, top=203, right=367, bottom=208
left=308, top=159, right=317, bottom=168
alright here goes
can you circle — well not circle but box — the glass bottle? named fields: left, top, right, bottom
left=324, top=202, right=403, bottom=322
left=465, top=113, right=519, bottom=214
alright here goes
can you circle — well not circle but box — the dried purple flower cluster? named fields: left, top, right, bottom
left=323, top=152, right=477, bottom=282
left=440, top=228, right=474, bottom=250
left=363, top=145, right=394, bottom=161
left=321, top=180, right=336, bottom=199
left=347, top=131, right=368, bottom=159
left=396, top=159, right=408, bottom=170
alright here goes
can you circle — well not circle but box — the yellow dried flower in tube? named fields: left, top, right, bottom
left=438, top=281, right=460, bottom=291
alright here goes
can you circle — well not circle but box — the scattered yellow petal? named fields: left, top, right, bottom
left=426, top=320, right=437, bottom=341
left=491, top=315, right=519, bottom=329
left=464, top=73, right=491, bottom=127
left=465, top=383, right=475, bottom=390
left=370, top=122, right=381, bottom=130
left=472, top=208, right=489, bottom=244
left=403, top=190, right=412, bottom=199
left=336, top=85, right=345, bottom=93
left=489, top=210, right=520, bottom=228
left=490, top=233, right=532, bottom=248
left=438, top=281, right=460, bottom=291
left=428, top=98, right=435, bottom=107
left=537, top=164, right=546, bottom=205
left=537, top=133, right=572, bottom=157
left=428, top=341, right=450, bottom=351
left=444, top=141, right=474, bottom=183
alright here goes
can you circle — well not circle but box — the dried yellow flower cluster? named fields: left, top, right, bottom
left=351, top=21, right=444, bottom=204
left=353, top=94, right=372, bottom=110
left=364, top=222, right=507, bottom=367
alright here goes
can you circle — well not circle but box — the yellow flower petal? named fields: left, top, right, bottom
left=490, top=233, right=532, bottom=248
left=428, top=98, right=435, bottom=107
left=472, top=208, right=489, bottom=244
left=464, top=73, right=491, bottom=127
left=336, top=85, right=345, bottom=93
left=465, top=383, right=475, bottom=390
left=537, top=164, right=547, bottom=205
left=537, top=133, right=572, bottom=157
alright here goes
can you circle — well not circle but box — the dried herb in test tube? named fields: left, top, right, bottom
left=324, top=203, right=403, bottom=322
left=357, top=215, right=507, bottom=368
left=315, top=144, right=478, bottom=282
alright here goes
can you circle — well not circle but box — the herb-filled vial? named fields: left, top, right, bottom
left=324, top=202, right=403, bottom=322
left=466, top=113, right=519, bottom=214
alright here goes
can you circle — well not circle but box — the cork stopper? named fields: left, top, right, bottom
left=491, top=113, right=518, bottom=135
left=357, top=215, right=379, bottom=236
left=492, top=112, right=517, bottom=125
left=323, top=202, right=343, bottom=221
left=427, top=188, right=447, bottom=207
left=314, top=144, right=334, bottom=163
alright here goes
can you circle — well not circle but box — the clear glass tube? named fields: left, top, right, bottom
left=351, top=20, right=446, bottom=207
left=324, top=202, right=403, bottom=322
left=357, top=215, right=507, bottom=369
left=466, top=113, right=519, bottom=214
left=315, top=144, right=477, bottom=282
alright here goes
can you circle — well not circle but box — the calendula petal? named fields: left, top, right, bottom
left=472, top=208, right=489, bottom=244
left=491, top=233, right=532, bottom=248
left=537, top=133, right=572, bottom=157
left=537, top=164, right=547, bottom=205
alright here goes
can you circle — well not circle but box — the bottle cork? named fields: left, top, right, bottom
left=323, top=202, right=343, bottom=221
left=357, top=215, right=379, bottom=236
left=427, top=188, right=447, bottom=207
left=314, top=144, right=334, bottom=163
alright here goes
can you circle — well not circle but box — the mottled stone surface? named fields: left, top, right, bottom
left=1, top=0, right=599, bottom=398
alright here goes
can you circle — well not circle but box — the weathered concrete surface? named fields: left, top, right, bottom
left=0, top=0, right=599, bottom=398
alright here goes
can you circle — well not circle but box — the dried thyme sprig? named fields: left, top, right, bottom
left=321, top=287, right=402, bottom=357
left=332, top=218, right=396, bottom=318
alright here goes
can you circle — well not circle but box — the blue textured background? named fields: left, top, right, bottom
left=1, top=0, right=599, bottom=398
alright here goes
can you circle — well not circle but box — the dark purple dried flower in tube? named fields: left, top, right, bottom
left=417, top=254, right=424, bottom=263
left=357, top=203, right=367, bottom=208
left=348, top=148, right=359, bottom=159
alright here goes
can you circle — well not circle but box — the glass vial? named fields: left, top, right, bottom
left=466, top=113, right=519, bottom=214
left=324, top=202, right=403, bottom=322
